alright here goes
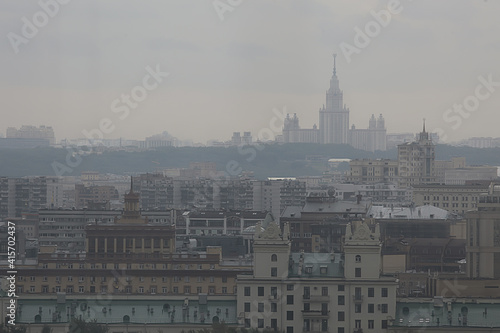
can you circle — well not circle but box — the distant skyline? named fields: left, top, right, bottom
left=2, top=1, right=500, bottom=144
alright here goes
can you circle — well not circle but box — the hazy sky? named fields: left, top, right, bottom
left=1, top=0, right=499, bottom=144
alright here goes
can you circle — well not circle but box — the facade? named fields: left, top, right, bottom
left=237, top=219, right=397, bottom=333
left=347, top=159, right=399, bottom=184
left=252, top=179, right=307, bottom=220
left=349, top=114, right=387, bottom=152
left=434, top=157, right=466, bottom=183
left=74, top=184, right=119, bottom=208
left=180, top=210, right=269, bottom=236
left=466, top=183, right=500, bottom=279
left=412, top=183, right=489, bottom=216
left=0, top=176, right=48, bottom=218
left=444, top=166, right=498, bottom=185
left=397, top=124, right=436, bottom=188
left=282, top=113, right=319, bottom=143
left=38, top=206, right=172, bottom=253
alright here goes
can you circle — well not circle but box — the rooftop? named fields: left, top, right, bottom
left=15, top=297, right=237, bottom=325
left=393, top=298, right=500, bottom=328
left=288, top=253, right=344, bottom=278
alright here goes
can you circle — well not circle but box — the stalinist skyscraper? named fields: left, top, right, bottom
left=319, top=54, right=350, bottom=144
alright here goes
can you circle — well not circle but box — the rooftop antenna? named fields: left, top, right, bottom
left=423, top=118, right=426, bottom=133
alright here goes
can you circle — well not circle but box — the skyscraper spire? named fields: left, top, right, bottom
left=333, top=53, right=337, bottom=76
left=423, top=118, right=426, bottom=133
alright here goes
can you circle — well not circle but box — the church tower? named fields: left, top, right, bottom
left=319, top=54, right=350, bottom=144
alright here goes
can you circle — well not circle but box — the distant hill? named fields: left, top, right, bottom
left=0, top=144, right=499, bottom=179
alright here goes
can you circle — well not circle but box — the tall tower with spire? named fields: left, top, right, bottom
left=397, top=120, right=436, bottom=188
left=319, top=54, right=350, bottom=144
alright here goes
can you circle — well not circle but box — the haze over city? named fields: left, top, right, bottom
left=2, top=0, right=500, bottom=144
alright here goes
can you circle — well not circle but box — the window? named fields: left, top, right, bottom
left=258, top=319, right=264, bottom=328
left=381, top=304, right=388, bottom=313
left=244, top=319, right=251, bottom=328
left=222, top=276, right=227, bottom=283
left=244, top=287, right=251, bottom=296
left=368, top=287, right=374, bottom=297
left=321, top=319, right=328, bottom=332
left=381, top=320, right=388, bottom=329
left=197, top=287, right=202, bottom=294
left=258, top=303, right=264, bottom=312
left=184, top=286, right=191, bottom=294
left=355, top=320, right=361, bottom=329
left=322, top=286, right=328, bottom=296
left=338, top=311, right=344, bottom=321
left=258, top=287, right=264, bottom=296
left=271, top=318, right=277, bottom=331
left=244, top=302, right=250, bottom=312
left=368, top=304, right=374, bottom=313
left=304, top=286, right=310, bottom=299
left=287, top=311, right=293, bottom=320
left=304, top=303, right=310, bottom=311
left=287, top=295, right=294, bottom=305
left=271, top=303, right=277, bottom=312
left=287, top=327, right=293, bottom=333
left=287, top=284, right=294, bottom=291
left=355, top=268, right=361, bottom=277
left=271, top=254, right=277, bottom=261
left=338, top=285, right=344, bottom=292
left=368, top=320, right=374, bottom=329
left=271, top=267, right=277, bottom=277
left=382, top=288, right=388, bottom=297
left=337, top=328, right=344, bottom=333
left=355, top=304, right=361, bottom=313
left=222, top=287, right=227, bottom=294
left=355, top=255, right=361, bottom=263
left=79, top=286, right=84, bottom=293
left=338, top=295, right=345, bottom=305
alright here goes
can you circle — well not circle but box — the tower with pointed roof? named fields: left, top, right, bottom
left=397, top=120, right=436, bottom=188
left=319, top=54, right=350, bottom=144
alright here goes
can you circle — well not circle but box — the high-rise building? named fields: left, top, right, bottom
left=397, top=121, right=436, bottom=188
left=319, top=54, right=350, bottom=144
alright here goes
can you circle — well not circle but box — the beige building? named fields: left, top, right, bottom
left=347, top=159, right=399, bottom=184
left=237, top=220, right=397, bottom=333
left=397, top=124, right=436, bottom=188
left=413, top=184, right=489, bottom=215
left=466, top=183, right=500, bottom=279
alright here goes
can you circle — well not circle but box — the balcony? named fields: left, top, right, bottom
left=308, top=295, right=330, bottom=302
left=301, top=310, right=330, bottom=319
left=352, top=295, right=363, bottom=303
